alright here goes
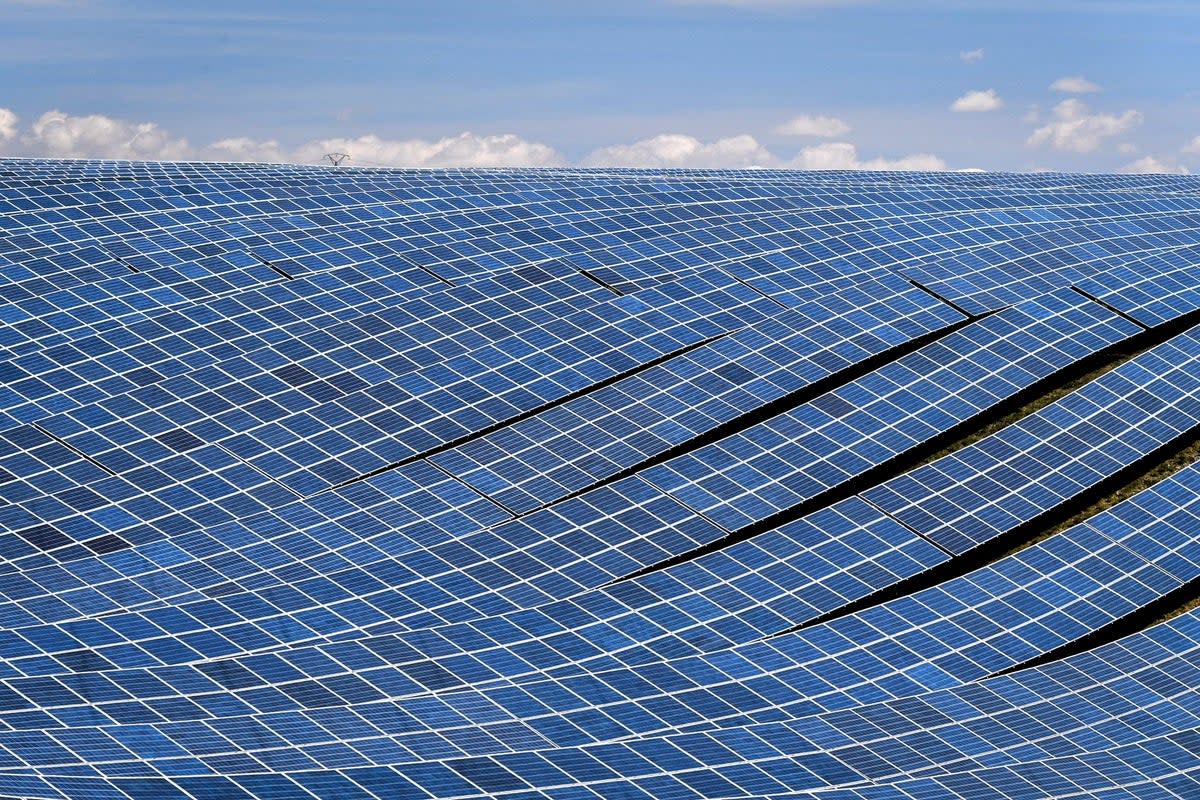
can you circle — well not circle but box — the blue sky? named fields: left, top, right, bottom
left=2, top=0, right=1199, bottom=171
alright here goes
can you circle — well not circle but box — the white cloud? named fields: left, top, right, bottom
left=950, top=89, right=1003, bottom=113
left=1117, top=142, right=1137, bottom=155
left=0, top=108, right=16, bottom=143
left=584, top=132, right=945, bottom=171
left=0, top=108, right=564, bottom=167
left=1182, top=135, right=1200, bottom=154
left=203, top=137, right=287, bottom=163
left=787, top=141, right=945, bottom=171
left=0, top=107, right=951, bottom=173
left=787, top=141, right=857, bottom=169
left=775, top=114, right=850, bottom=138
left=959, top=48, right=984, bottom=63
left=583, top=133, right=773, bottom=168
left=1050, top=75, right=1102, bottom=94
left=22, top=110, right=191, bottom=160
left=1120, top=156, right=1189, bottom=174
left=1026, top=99, right=1141, bottom=153
left=292, top=132, right=565, bottom=168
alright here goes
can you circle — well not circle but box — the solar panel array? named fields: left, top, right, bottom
left=1, top=159, right=1200, bottom=799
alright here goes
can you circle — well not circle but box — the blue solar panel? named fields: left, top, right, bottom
left=433, top=271, right=964, bottom=513
left=899, top=215, right=1200, bottom=315
left=2, top=161, right=1200, bottom=800
left=642, top=287, right=1140, bottom=532
left=210, top=267, right=781, bottom=495
left=1074, top=245, right=1200, bottom=327
left=864, top=325, right=1200, bottom=555
left=0, top=448, right=1190, bottom=799
left=0, top=260, right=615, bottom=429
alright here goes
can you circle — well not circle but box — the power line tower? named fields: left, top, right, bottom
left=323, top=152, right=350, bottom=167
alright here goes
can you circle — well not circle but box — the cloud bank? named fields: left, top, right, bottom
left=787, top=141, right=945, bottom=171
left=0, top=108, right=950, bottom=172
left=1119, top=156, right=1188, bottom=174
left=293, top=132, right=566, bottom=168
left=0, top=109, right=17, bottom=143
left=0, top=109, right=567, bottom=167
left=583, top=133, right=773, bottom=168
left=774, top=114, right=850, bottom=137
left=25, top=110, right=191, bottom=160
left=1027, top=99, right=1142, bottom=153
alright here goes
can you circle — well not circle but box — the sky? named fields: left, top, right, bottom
left=2, top=0, right=1199, bottom=172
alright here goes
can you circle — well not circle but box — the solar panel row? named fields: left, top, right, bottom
left=865, top=326, right=1200, bottom=555
left=642, top=287, right=1140, bottom=533
left=0, top=160, right=1199, bottom=799
left=434, top=271, right=963, bottom=514
left=0, top=281, right=1147, bottom=676
left=0, top=432, right=1193, bottom=800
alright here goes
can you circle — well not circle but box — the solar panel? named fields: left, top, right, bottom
left=1074, top=245, right=1200, bottom=327
left=2, top=161, right=1200, bottom=800
left=0, top=446, right=1191, bottom=798
left=0, top=467, right=730, bottom=660
left=0, top=260, right=615, bottom=429
left=898, top=216, right=1200, bottom=315
left=18, top=275, right=1152, bottom=676
left=864, top=325, right=1200, bottom=555
left=642, top=287, right=1140, bottom=532
left=210, top=267, right=781, bottom=495
left=433, top=271, right=964, bottom=513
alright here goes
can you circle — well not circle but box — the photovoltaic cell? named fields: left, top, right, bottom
left=864, top=324, right=1200, bottom=554
left=643, top=287, right=1140, bottom=532
left=433, top=271, right=964, bottom=513
left=1074, top=245, right=1200, bottom=327
left=0, top=451, right=1191, bottom=794
left=0, top=161, right=1200, bottom=800
left=213, top=267, right=782, bottom=495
